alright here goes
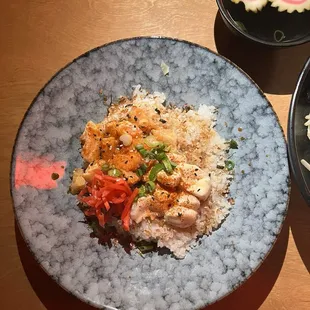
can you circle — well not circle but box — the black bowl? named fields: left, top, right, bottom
left=216, top=0, right=310, bottom=47
left=288, top=57, right=310, bottom=205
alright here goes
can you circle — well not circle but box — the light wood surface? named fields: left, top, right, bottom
left=0, top=1, right=309, bottom=309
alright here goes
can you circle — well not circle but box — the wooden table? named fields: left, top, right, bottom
left=1, top=1, right=309, bottom=309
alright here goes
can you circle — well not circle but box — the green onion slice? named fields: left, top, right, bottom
left=145, top=181, right=156, bottom=193
left=229, top=139, right=238, bottom=149
left=101, top=163, right=110, bottom=171
left=149, top=163, right=164, bottom=181
left=138, top=185, right=146, bottom=198
left=107, top=168, right=122, bottom=177
left=225, top=160, right=235, bottom=171
left=162, top=158, right=173, bottom=174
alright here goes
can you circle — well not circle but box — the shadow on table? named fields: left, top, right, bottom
left=213, top=11, right=310, bottom=95
left=289, top=180, right=310, bottom=273
left=15, top=223, right=96, bottom=310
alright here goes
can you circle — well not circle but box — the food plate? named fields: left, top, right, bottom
left=11, top=37, right=290, bottom=309
left=288, top=57, right=310, bottom=205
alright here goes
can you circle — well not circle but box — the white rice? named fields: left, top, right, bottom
left=129, top=86, right=233, bottom=258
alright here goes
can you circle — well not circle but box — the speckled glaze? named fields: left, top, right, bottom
left=11, top=37, right=290, bottom=310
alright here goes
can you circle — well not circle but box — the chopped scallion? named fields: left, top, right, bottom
left=136, top=168, right=143, bottom=177
left=229, top=139, right=238, bottom=149
left=138, top=185, right=146, bottom=198
left=137, top=147, right=149, bottom=158
left=149, top=163, right=164, bottom=181
left=101, top=163, right=110, bottom=172
left=171, top=161, right=177, bottom=169
left=145, top=181, right=156, bottom=193
left=135, top=144, right=144, bottom=151
left=225, top=160, right=235, bottom=171
left=162, top=158, right=173, bottom=174
left=160, top=61, right=169, bottom=76
left=140, top=163, right=147, bottom=174
left=136, top=163, right=147, bottom=177
left=274, top=30, right=285, bottom=43
left=107, top=168, right=122, bottom=177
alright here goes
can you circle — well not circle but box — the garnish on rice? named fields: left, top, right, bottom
left=70, top=85, right=235, bottom=258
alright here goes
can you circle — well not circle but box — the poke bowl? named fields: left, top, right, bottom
left=11, top=37, right=290, bottom=309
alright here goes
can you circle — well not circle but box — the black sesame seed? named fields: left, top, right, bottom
left=51, top=173, right=59, bottom=180
left=197, top=188, right=201, bottom=192
left=159, top=119, right=167, bottom=123
left=134, top=116, right=138, bottom=121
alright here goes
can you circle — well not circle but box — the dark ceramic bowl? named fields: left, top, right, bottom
left=216, top=0, right=310, bottom=47
left=288, top=57, right=310, bottom=205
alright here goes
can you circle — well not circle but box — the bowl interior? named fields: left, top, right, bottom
left=288, top=59, right=310, bottom=204
left=218, top=0, right=310, bottom=46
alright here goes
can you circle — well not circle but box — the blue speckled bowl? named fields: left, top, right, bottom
left=10, top=37, right=290, bottom=310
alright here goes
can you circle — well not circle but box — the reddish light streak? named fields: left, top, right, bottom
left=15, top=155, right=66, bottom=189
